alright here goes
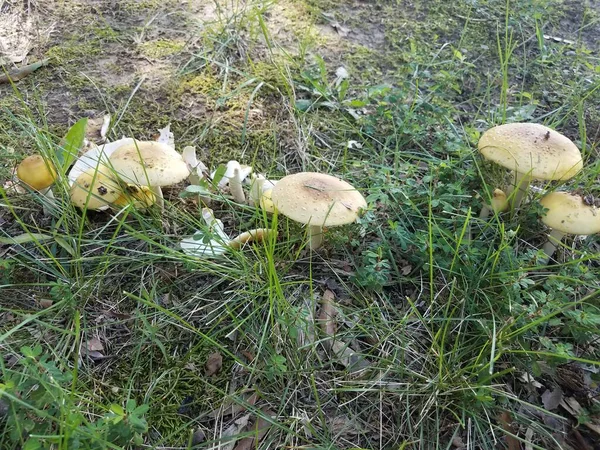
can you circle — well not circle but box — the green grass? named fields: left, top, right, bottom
left=1, top=0, right=600, bottom=449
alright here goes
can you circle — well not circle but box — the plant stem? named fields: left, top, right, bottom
left=542, top=229, right=566, bottom=259
left=308, top=225, right=324, bottom=250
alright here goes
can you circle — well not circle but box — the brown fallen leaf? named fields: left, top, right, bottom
left=208, top=391, right=258, bottom=418
left=85, top=337, right=104, bottom=352
left=541, top=386, right=563, bottom=411
left=232, top=408, right=275, bottom=450
left=318, top=289, right=337, bottom=349
left=241, top=350, right=254, bottom=362
left=560, top=397, right=600, bottom=436
left=498, top=411, right=520, bottom=450
left=39, top=299, right=53, bottom=309
left=205, top=352, right=223, bottom=376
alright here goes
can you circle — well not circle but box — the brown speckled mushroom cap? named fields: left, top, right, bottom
left=271, top=172, right=367, bottom=226
left=70, top=168, right=122, bottom=210
left=478, top=123, right=582, bottom=180
left=109, top=141, right=190, bottom=186
left=540, top=192, right=600, bottom=235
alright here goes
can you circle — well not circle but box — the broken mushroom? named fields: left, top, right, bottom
left=108, top=141, right=190, bottom=209
left=539, top=191, right=600, bottom=259
left=271, top=172, right=367, bottom=250
left=478, top=123, right=582, bottom=210
left=70, top=168, right=123, bottom=210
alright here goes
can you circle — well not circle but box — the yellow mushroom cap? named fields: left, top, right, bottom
left=259, top=188, right=276, bottom=213
left=490, top=189, right=509, bottom=213
left=540, top=192, right=600, bottom=235
left=113, top=184, right=156, bottom=209
left=478, top=123, right=582, bottom=180
left=16, top=154, right=57, bottom=190
left=271, top=172, right=367, bottom=226
left=109, top=141, right=190, bottom=186
left=70, top=168, right=122, bottom=210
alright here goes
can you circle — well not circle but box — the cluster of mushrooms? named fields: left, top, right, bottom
left=14, top=134, right=367, bottom=255
left=14, top=120, right=598, bottom=260
left=477, top=122, right=599, bottom=259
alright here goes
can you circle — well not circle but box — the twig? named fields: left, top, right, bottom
left=0, top=59, right=49, bottom=84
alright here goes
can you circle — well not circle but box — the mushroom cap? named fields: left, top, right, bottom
left=259, top=188, right=276, bottom=213
left=271, top=172, right=367, bottom=226
left=109, top=141, right=190, bottom=186
left=478, top=123, right=582, bottom=180
left=540, top=192, right=600, bottom=235
left=70, top=168, right=123, bottom=210
left=17, top=154, right=57, bottom=190
left=113, top=184, right=156, bottom=209
left=490, top=188, right=509, bottom=213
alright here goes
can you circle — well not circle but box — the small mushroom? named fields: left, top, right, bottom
left=478, top=123, right=582, bottom=210
left=539, top=192, right=600, bottom=259
left=16, top=154, right=57, bottom=191
left=108, top=141, right=190, bottom=209
left=479, top=189, right=509, bottom=220
left=271, top=172, right=367, bottom=250
left=70, top=168, right=122, bottom=210
left=16, top=154, right=58, bottom=215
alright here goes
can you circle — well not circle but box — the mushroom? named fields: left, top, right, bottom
left=70, top=168, right=123, bottom=210
left=16, top=154, right=58, bottom=215
left=259, top=188, right=276, bottom=213
left=249, top=174, right=277, bottom=209
left=539, top=192, right=600, bottom=259
left=180, top=208, right=277, bottom=257
left=112, top=184, right=156, bottom=209
left=270, top=172, right=367, bottom=250
left=479, top=188, right=509, bottom=220
left=230, top=167, right=245, bottom=203
left=108, top=141, right=190, bottom=209
left=16, top=154, right=57, bottom=191
left=478, top=123, right=582, bottom=210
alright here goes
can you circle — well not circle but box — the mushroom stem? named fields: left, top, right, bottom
left=508, top=172, right=532, bottom=210
left=308, top=225, right=324, bottom=250
left=479, top=205, right=491, bottom=220
left=40, top=187, right=55, bottom=216
left=230, top=168, right=245, bottom=203
left=229, top=228, right=277, bottom=250
left=151, top=185, right=164, bottom=210
left=542, top=229, right=567, bottom=259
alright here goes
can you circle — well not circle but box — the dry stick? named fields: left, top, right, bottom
left=0, top=59, right=50, bottom=84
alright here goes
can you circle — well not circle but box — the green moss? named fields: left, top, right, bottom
left=138, top=39, right=186, bottom=59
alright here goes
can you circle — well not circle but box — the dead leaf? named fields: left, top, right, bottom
left=498, top=411, right=520, bottom=450
left=86, top=337, right=104, bottom=352
left=191, top=428, right=205, bottom=445
left=560, top=397, right=600, bottom=436
left=318, top=289, right=337, bottom=347
left=331, top=340, right=370, bottom=373
left=39, top=299, right=53, bottom=308
left=241, top=350, right=254, bottom=362
left=205, top=352, right=223, bottom=376
left=541, top=386, right=563, bottom=410
left=451, top=435, right=465, bottom=448
left=219, top=413, right=251, bottom=450
left=209, top=392, right=258, bottom=418
left=232, top=408, right=275, bottom=450
left=524, top=427, right=534, bottom=450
